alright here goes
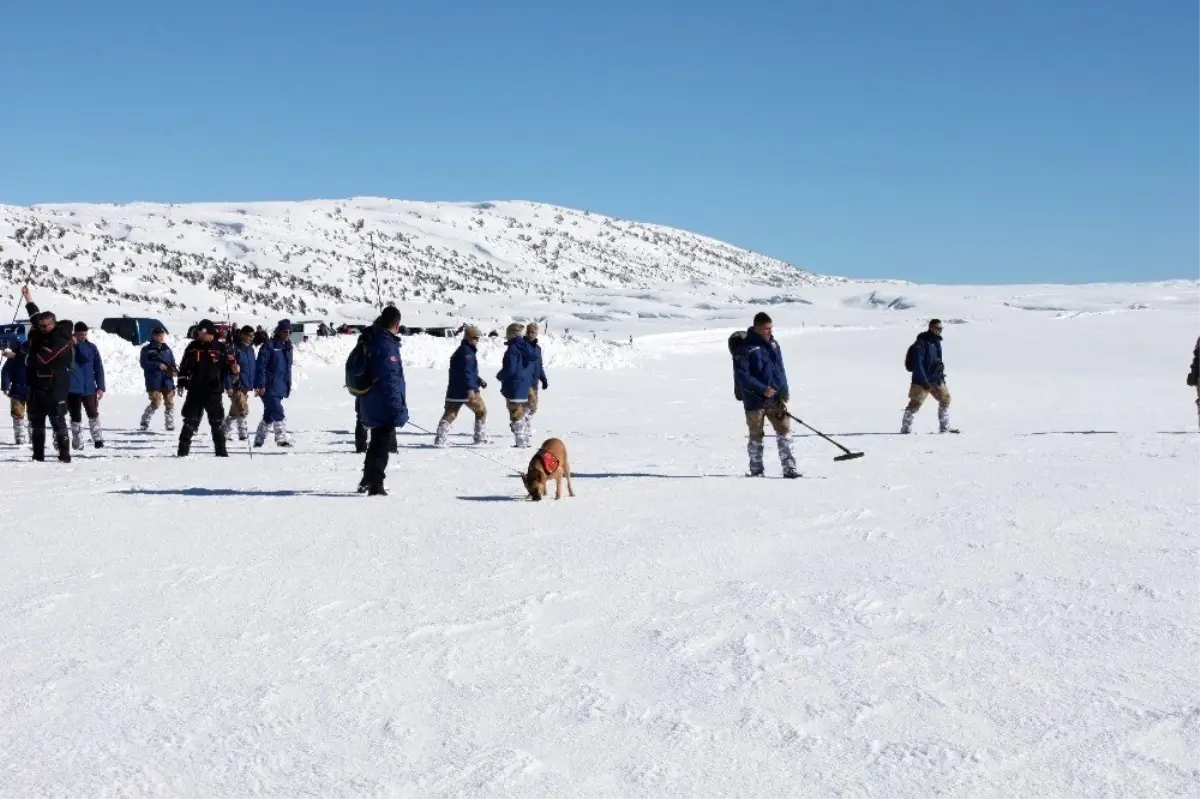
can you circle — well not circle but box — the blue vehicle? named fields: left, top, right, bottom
left=0, top=320, right=30, bottom=352
left=101, top=316, right=168, bottom=346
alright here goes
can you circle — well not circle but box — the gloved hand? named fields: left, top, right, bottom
left=540, top=378, right=548, bottom=390
left=1188, top=373, right=1197, bottom=387
left=479, top=378, right=488, bottom=389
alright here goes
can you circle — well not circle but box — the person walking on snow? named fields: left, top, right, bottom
left=524, top=322, right=549, bottom=436
left=1187, top=335, right=1200, bottom=430
left=254, top=319, right=294, bottom=448
left=901, top=319, right=957, bottom=434
left=1, top=341, right=30, bottom=446
left=21, top=287, right=75, bottom=463
left=733, top=312, right=799, bottom=479
left=176, top=320, right=235, bottom=457
left=223, top=326, right=256, bottom=441
left=496, top=322, right=536, bottom=448
left=67, top=322, right=106, bottom=449
left=139, top=327, right=177, bottom=431
left=357, top=306, right=409, bottom=496
left=433, top=325, right=489, bottom=447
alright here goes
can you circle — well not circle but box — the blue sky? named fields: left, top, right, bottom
left=2, top=0, right=1195, bottom=284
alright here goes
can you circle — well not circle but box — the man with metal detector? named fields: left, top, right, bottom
left=176, top=320, right=236, bottom=458
left=21, top=286, right=76, bottom=463
left=732, top=312, right=800, bottom=479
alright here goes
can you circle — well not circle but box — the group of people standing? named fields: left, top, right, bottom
left=0, top=287, right=297, bottom=463
left=138, top=319, right=295, bottom=457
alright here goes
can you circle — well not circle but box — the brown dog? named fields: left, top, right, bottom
left=524, top=438, right=575, bottom=501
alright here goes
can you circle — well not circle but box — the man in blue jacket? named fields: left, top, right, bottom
left=524, top=322, right=549, bottom=436
left=434, top=325, right=488, bottom=447
left=254, top=319, right=294, bottom=448
left=1, top=342, right=30, bottom=446
left=357, top=306, right=408, bottom=496
left=901, top=319, right=955, bottom=434
left=139, top=327, right=177, bottom=431
left=67, top=322, right=106, bottom=449
left=733, top=312, right=799, bottom=478
left=223, top=326, right=257, bottom=442
left=497, top=322, right=535, bottom=448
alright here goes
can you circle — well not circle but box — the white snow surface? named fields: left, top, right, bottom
left=1, top=236, right=1198, bottom=794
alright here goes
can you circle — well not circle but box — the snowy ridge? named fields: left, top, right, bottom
left=0, top=198, right=834, bottom=331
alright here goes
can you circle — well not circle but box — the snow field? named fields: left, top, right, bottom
left=0, top=294, right=1197, bottom=795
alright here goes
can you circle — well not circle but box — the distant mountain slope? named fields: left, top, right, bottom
left=0, top=198, right=838, bottom=324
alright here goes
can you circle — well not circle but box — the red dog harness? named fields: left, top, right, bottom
left=540, top=450, right=560, bottom=474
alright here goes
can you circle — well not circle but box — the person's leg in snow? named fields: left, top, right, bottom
left=468, top=391, right=488, bottom=444
left=67, top=393, right=84, bottom=450
left=10, top=397, right=26, bottom=446
left=434, top=402, right=462, bottom=448
left=766, top=404, right=800, bottom=478
left=507, top=400, right=528, bottom=448
left=354, top=397, right=368, bottom=453
left=525, top=387, right=539, bottom=436
left=360, top=425, right=394, bottom=495
left=745, top=409, right=767, bottom=476
left=81, top=393, right=103, bottom=448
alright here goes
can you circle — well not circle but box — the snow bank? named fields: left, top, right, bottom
left=88, top=329, right=185, bottom=395
left=293, top=332, right=638, bottom=373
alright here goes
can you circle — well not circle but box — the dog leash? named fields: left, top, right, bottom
left=407, top=421, right=526, bottom=478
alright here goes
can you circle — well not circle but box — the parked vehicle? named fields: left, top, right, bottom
left=0, top=320, right=31, bottom=351
left=287, top=320, right=331, bottom=343
left=337, top=323, right=367, bottom=335
left=101, top=316, right=169, bottom=345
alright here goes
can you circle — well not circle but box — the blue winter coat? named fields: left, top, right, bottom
left=446, top=340, right=481, bottom=401
left=358, top=327, right=409, bottom=429
left=254, top=336, right=293, bottom=398
left=529, top=340, right=548, bottom=389
left=497, top=337, right=535, bottom=401
left=733, top=328, right=790, bottom=412
left=229, top=343, right=257, bottom=391
left=911, top=331, right=946, bottom=386
left=69, top=339, right=106, bottom=396
left=1, top=345, right=29, bottom=400
left=140, top=342, right=176, bottom=392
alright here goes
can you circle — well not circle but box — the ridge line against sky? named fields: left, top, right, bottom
left=1, top=0, right=1196, bottom=285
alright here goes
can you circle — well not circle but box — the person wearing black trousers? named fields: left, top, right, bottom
left=354, top=397, right=397, bottom=454
left=21, top=287, right=75, bottom=463
left=176, top=319, right=236, bottom=457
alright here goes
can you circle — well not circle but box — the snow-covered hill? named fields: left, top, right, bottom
left=0, top=198, right=837, bottom=331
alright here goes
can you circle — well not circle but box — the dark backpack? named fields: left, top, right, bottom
left=345, top=331, right=374, bottom=396
left=904, top=340, right=919, bottom=372
left=728, top=331, right=747, bottom=401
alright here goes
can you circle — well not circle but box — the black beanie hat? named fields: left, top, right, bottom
left=74, top=321, right=89, bottom=333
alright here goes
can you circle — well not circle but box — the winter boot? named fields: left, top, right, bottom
left=472, top=417, right=489, bottom=445
left=510, top=419, right=524, bottom=448
left=56, top=432, right=71, bottom=463
left=31, top=428, right=45, bottom=461
left=236, top=417, right=249, bottom=441
left=433, top=419, right=451, bottom=448
left=71, top=422, right=84, bottom=451
left=221, top=416, right=235, bottom=439
left=367, top=484, right=388, bottom=497
left=900, top=409, right=915, bottom=435
left=139, top=404, right=154, bottom=431
left=253, top=420, right=268, bottom=448
left=747, top=438, right=765, bottom=477
left=273, top=422, right=292, bottom=447
left=938, top=406, right=958, bottom=434
left=778, top=434, right=800, bottom=479
left=213, top=427, right=229, bottom=458
left=12, top=418, right=26, bottom=446
left=525, top=410, right=536, bottom=438
left=164, top=408, right=175, bottom=432
left=89, top=417, right=104, bottom=448
left=177, top=426, right=194, bottom=457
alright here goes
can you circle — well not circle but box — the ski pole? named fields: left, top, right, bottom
left=12, top=249, right=41, bottom=322
left=406, top=420, right=526, bottom=478
left=755, top=393, right=864, bottom=462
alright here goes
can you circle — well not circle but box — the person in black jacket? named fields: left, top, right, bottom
left=1188, top=335, right=1200, bottom=430
left=176, top=319, right=235, bottom=457
left=21, top=287, right=75, bottom=462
